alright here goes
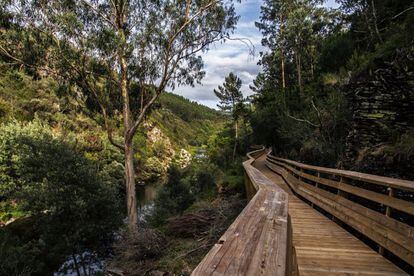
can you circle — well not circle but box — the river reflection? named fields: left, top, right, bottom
left=136, top=181, right=163, bottom=223
left=55, top=181, right=165, bottom=275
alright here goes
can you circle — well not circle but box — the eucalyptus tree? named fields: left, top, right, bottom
left=256, top=0, right=290, bottom=90
left=256, top=0, right=335, bottom=92
left=214, top=72, right=244, bottom=161
left=0, top=0, right=238, bottom=231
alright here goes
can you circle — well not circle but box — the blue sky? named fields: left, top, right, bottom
left=175, top=0, right=340, bottom=108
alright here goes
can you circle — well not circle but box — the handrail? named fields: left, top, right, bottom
left=192, top=147, right=291, bottom=275
left=268, top=155, right=414, bottom=192
left=266, top=153, right=414, bottom=267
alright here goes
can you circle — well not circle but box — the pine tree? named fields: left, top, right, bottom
left=214, top=72, right=244, bottom=161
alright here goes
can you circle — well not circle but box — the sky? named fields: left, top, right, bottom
left=174, top=0, right=340, bottom=109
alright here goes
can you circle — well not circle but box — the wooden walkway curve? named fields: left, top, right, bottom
left=253, top=154, right=407, bottom=275
left=193, top=148, right=413, bottom=275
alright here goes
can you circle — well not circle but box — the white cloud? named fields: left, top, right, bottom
left=171, top=0, right=339, bottom=109
left=171, top=0, right=264, bottom=109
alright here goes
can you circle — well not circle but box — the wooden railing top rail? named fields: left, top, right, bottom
left=266, top=153, right=414, bottom=267
left=268, top=155, right=414, bottom=192
left=246, top=146, right=266, bottom=159
left=192, top=148, right=289, bottom=276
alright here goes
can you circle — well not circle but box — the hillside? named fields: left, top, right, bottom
left=0, top=69, right=224, bottom=181
left=155, top=92, right=224, bottom=148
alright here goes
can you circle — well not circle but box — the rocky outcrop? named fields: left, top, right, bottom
left=141, top=122, right=192, bottom=181
left=344, top=62, right=414, bottom=177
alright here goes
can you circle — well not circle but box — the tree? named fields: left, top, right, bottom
left=256, top=0, right=291, bottom=91
left=214, top=72, right=244, bottom=161
left=256, top=0, right=334, bottom=92
left=0, top=0, right=238, bottom=231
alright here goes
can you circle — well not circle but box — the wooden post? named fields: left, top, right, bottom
left=315, top=172, right=320, bottom=189
left=333, top=176, right=346, bottom=223
left=244, top=171, right=252, bottom=201
left=286, top=215, right=293, bottom=275
left=379, top=187, right=394, bottom=255
left=385, top=187, right=394, bottom=217
left=337, top=176, right=346, bottom=197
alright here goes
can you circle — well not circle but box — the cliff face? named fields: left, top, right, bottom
left=140, top=122, right=192, bottom=181
left=344, top=63, right=414, bottom=179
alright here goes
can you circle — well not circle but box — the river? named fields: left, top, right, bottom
left=136, top=181, right=163, bottom=223
left=55, top=181, right=163, bottom=275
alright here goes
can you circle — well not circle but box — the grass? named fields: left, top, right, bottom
left=0, top=201, right=28, bottom=223
left=156, top=237, right=207, bottom=274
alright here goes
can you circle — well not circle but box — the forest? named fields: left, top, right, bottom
left=0, top=0, right=413, bottom=275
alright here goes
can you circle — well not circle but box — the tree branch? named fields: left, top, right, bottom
left=79, top=0, right=115, bottom=27
left=287, top=113, right=318, bottom=128
left=392, top=6, right=414, bottom=20
left=168, top=0, right=221, bottom=45
left=311, top=98, right=322, bottom=128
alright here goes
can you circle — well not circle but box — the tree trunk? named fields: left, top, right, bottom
left=370, top=0, right=383, bottom=43
left=124, top=140, right=138, bottom=230
left=79, top=253, right=89, bottom=276
left=119, top=40, right=138, bottom=231
left=363, top=6, right=375, bottom=44
left=281, top=48, right=286, bottom=90
left=232, top=119, right=238, bottom=162
left=310, top=53, right=314, bottom=80
left=296, top=50, right=303, bottom=92
left=72, top=253, right=81, bottom=276
left=280, top=14, right=286, bottom=91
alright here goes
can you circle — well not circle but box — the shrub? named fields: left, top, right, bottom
left=150, top=166, right=195, bottom=226
left=0, top=120, right=122, bottom=274
left=184, top=162, right=220, bottom=198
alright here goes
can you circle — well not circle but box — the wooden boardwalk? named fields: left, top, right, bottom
left=253, top=154, right=407, bottom=275
left=192, top=149, right=289, bottom=275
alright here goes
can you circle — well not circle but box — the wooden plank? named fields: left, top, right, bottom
left=266, top=159, right=414, bottom=238
left=254, top=155, right=407, bottom=275
left=267, top=158, right=414, bottom=216
left=266, top=160, right=414, bottom=266
left=266, top=158, right=414, bottom=237
left=300, top=189, right=414, bottom=265
left=267, top=154, right=414, bottom=192
left=192, top=149, right=289, bottom=276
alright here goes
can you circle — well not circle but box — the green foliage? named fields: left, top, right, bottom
left=319, top=32, right=354, bottom=73
left=150, top=108, right=224, bottom=149
left=207, top=125, right=236, bottom=167
left=159, top=92, right=223, bottom=122
left=149, top=160, right=223, bottom=226
left=0, top=120, right=122, bottom=274
left=220, top=168, right=245, bottom=195
left=0, top=231, right=38, bottom=275
left=250, top=73, right=351, bottom=166
left=150, top=166, right=195, bottom=226
left=0, top=70, right=59, bottom=123
left=184, top=162, right=221, bottom=198
left=252, top=0, right=412, bottom=167
left=214, top=72, right=244, bottom=114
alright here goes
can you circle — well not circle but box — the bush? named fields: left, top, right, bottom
left=184, top=162, right=221, bottom=198
left=0, top=120, right=122, bottom=274
left=150, top=166, right=195, bottom=226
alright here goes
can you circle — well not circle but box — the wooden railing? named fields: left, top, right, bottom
left=192, top=147, right=291, bottom=275
left=266, top=153, right=414, bottom=267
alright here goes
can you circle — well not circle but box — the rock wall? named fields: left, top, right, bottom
left=344, top=63, right=414, bottom=175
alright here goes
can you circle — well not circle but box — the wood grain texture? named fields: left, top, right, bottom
left=192, top=148, right=289, bottom=276
left=267, top=155, right=414, bottom=192
left=266, top=158, right=414, bottom=215
left=259, top=154, right=411, bottom=274
left=193, top=149, right=410, bottom=275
